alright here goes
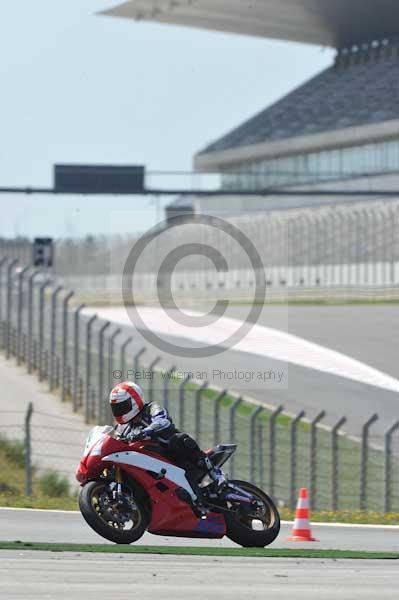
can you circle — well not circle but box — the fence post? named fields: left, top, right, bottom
left=133, top=346, right=146, bottom=376
left=269, top=405, right=284, bottom=497
left=290, top=410, right=305, bottom=509
left=163, top=364, right=176, bottom=412
left=66, top=365, right=72, bottom=398
left=24, top=402, right=34, bottom=496
left=331, top=416, right=346, bottom=511
left=214, top=389, right=228, bottom=446
left=0, top=257, right=8, bottom=349
left=107, top=327, right=121, bottom=393
left=55, top=355, right=60, bottom=388
left=33, top=339, right=38, bottom=371
left=257, top=422, right=264, bottom=488
left=21, top=332, right=27, bottom=363
left=194, top=381, right=208, bottom=446
left=38, top=279, right=51, bottom=381
left=27, top=270, right=42, bottom=373
left=61, top=291, right=74, bottom=402
left=16, top=266, right=30, bottom=365
left=98, top=321, right=111, bottom=422
left=73, top=304, right=86, bottom=411
left=10, top=326, right=16, bottom=357
left=85, top=315, right=97, bottom=423
left=77, top=377, right=84, bottom=409
left=229, top=396, right=243, bottom=479
left=250, top=405, right=263, bottom=484
left=384, top=420, right=399, bottom=513
left=49, top=286, right=63, bottom=390
left=89, top=386, right=96, bottom=425
left=389, top=206, right=396, bottom=286
left=43, top=349, right=49, bottom=382
left=360, top=413, right=378, bottom=510
left=178, top=375, right=191, bottom=430
left=120, top=336, right=133, bottom=380
left=309, top=410, right=326, bottom=510
left=6, top=258, right=18, bottom=359
left=148, top=356, right=161, bottom=403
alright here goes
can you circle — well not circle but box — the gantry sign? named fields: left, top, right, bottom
left=0, top=164, right=398, bottom=197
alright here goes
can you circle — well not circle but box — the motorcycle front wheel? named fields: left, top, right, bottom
left=224, top=480, right=280, bottom=547
left=79, top=480, right=150, bottom=544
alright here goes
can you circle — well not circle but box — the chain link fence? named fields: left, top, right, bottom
left=0, top=406, right=86, bottom=495
left=0, top=255, right=399, bottom=510
left=1, top=401, right=398, bottom=512
left=2, top=198, right=399, bottom=302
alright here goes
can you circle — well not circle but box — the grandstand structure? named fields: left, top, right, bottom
left=4, top=2, right=399, bottom=299
left=96, top=1, right=399, bottom=298
left=104, top=2, right=399, bottom=215
left=194, top=39, right=399, bottom=216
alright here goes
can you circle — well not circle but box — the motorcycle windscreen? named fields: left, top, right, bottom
left=83, top=425, right=114, bottom=457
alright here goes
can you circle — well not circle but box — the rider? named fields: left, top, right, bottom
left=109, top=381, right=224, bottom=501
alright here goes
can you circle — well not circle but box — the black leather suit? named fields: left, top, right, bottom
left=115, top=402, right=209, bottom=486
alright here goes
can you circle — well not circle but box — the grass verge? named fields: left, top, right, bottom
left=0, top=433, right=76, bottom=505
left=0, top=494, right=399, bottom=525
left=1, top=497, right=398, bottom=526
left=279, top=509, right=399, bottom=526
left=81, top=297, right=399, bottom=307
left=0, top=495, right=78, bottom=510
left=0, top=541, right=398, bottom=560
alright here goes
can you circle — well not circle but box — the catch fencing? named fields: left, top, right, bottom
left=2, top=198, right=399, bottom=302
left=0, top=257, right=398, bottom=511
left=53, top=198, right=399, bottom=302
left=1, top=399, right=398, bottom=513
left=0, top=405, right=87, bottom=494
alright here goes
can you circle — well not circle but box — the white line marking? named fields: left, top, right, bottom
left=86, top=306, right=399, bottom=394
left=282, top=521, right=399, bottom=530
left=0, top=507, right=80, bottom=514
left=1, top=507, right=398, bottom=529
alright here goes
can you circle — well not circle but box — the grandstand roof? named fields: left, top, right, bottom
left=102, top=1, right=399, bottom=48
left=195, top=44, right=399, bottom=167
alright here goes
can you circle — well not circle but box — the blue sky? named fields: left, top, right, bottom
left=0, top=1, right=334, bottom=238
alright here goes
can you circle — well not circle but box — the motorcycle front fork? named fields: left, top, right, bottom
left=110, top=467, right=123, bottom=502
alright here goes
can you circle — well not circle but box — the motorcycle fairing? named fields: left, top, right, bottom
left=102, top=450, right=197, bottom=501
left=78, top=434, right=227, bottom=538
left=193, top=513, right=226, bottom=536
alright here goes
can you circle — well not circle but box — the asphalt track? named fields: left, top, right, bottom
left=88, top=304, right=399, bottom=438
left=1, top=508, right=399, bottom=552
left=1, top=509, right=398, bottom=599
left=1, top=551, right=398, bottom=600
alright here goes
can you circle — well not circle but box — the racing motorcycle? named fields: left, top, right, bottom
left=76, top=425, right=280, bottom=547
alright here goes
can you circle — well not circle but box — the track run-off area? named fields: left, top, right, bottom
left=1, top=508, right=398, bottom=599
left=87, top=304, right=399, bottom=436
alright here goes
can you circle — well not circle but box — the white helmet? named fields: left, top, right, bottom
left=109, top=381, right=145, bottom=424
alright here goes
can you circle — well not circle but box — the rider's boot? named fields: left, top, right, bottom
left=197, top=456, right=226, bottom=494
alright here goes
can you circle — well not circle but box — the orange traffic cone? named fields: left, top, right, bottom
left=287, top=487, right=318, bottom=542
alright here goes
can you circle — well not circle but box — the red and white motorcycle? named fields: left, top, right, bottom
left=76, top=425, right=280, bottom=547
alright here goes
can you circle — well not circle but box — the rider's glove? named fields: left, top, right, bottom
left=140, top=426, right=155, bottom=439
left=126, top=427, right=144, bottom=441
left=127, top=426, right=154, bottom=441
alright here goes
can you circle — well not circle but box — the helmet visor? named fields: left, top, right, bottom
left=111, top=398, right=132, bottom=418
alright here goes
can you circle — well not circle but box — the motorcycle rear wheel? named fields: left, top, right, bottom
left=224, top=480, right=280, bottom=548
left=79, top=480, right=149, bottom=544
